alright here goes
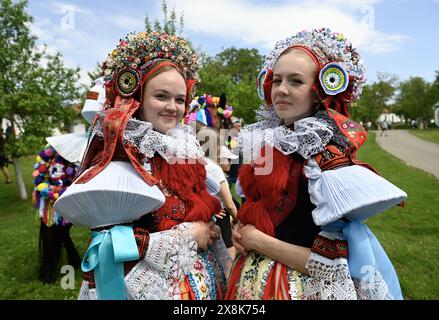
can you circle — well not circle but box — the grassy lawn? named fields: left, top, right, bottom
left=0, top=132, right=438, bottom=299
left=0, top=155, right=90, bottom=299
left=409, top=128, right=439, bottom=144
left=357, top=132, right=439, bottom=300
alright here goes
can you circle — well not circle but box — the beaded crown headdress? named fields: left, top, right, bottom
left=257, top=28, right=366, bottom=113
left=76, top=32, right=201, bottom=187
left=257, top=28, right=368, bottom=150
left=103, top=31, right=200, bottom=103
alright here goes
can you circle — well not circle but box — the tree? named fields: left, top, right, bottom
left=395, top=77, right=434, bottom=127
left=198, top=48, right=264, bottom=124
left=215, top=48, right=262, bottom=83
left=351, top=73, right=398, bottom=127
left=145, top=0, right=184, bottom=35
left=428, top=70, right=439, bottom=106
left=0, top=0, right=81, bottom=200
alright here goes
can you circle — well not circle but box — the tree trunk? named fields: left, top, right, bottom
left=12, top=157, right=28, bottom=200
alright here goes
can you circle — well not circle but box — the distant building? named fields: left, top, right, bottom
left=377, top=112, right=404, bottom=124
left=434, top=102, right=439, bottom=127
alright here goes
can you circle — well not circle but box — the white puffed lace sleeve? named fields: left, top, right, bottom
left=124, top=222, right=198, bottom=300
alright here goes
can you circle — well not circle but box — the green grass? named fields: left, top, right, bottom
left=0, top=156, right=90, bottom=299
left=357, top=132, right=439, bottom=300
left=1, top=133, right=438, bottom=299
left=409, top=128, right=439, bottom=144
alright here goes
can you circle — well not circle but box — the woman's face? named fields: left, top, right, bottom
left=271, top=49, right=319, bottom=126
left=140, top=68, right=186, bottom=134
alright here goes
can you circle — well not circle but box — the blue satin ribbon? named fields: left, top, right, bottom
left=322, top=220, right=403, bottom=300
left=82, top=225, right=139, bottom=300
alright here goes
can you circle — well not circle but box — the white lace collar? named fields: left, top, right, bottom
left=92, top=112, right=204, bottom=162
left=239, top=106, right=349, bottom=160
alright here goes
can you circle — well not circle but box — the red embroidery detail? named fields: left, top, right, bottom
left=149, top=156, right=221, bottom=232
left=315, top=144, right=353, bottom=171
left=311, top=234, right=348, bottom=260
left=151, top=180, right=187, bottom=231
left=326, top=108, right=368, bottom=151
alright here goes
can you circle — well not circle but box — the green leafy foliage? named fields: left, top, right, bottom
left=198, top=47, right=264, bottom=124
left=395, top=77, right=435, bottom=123
left=145, top=0, right=184, bottom=36
left=0, top=0, right=81, bottom=158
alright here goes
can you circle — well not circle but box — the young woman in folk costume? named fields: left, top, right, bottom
left=58, top=32, right=229, bottom=300
left=226, top=28, right=407, bottom=300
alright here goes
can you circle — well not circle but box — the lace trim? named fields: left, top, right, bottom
left=125, top=261, right=172, bottom=300
left=288, top=269, right=308, bottom=300
left=124, top=222, right=198, bottom=300
left=78, top=281, right=97, bottom=300
left=143, top=231, right=173, bottom=272
left=92, top=112, right=204, bottom=162
left=302, top=231, right=393, bottom=300
left=167, top=223, right=198, bottom=280
left=239, top=106, right=349, bottom=161
left=302, top=230, right=358, bottom=300
left=353, top=268, right=393, bottom=300
left=304, top=252, right=357, bottom=300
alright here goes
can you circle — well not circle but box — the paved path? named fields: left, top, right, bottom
left=375, top=129, right=439, bottom=179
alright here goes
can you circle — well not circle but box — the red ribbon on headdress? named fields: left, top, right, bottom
left=75, top=96, right=158, bottom=186
left=185, top=79, right=197, bottom=114
left=262, top=69, right=273, bottom=106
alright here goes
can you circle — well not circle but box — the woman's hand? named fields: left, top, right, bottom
left=237, top=224, right=263, bottom=252
left=209, top=223, right=221, bottom=242
left=193, top=221, right=221, bottom=250
left=234, top=223, right=312, bottom=274
left=232, top=222, right=248, bottom=256
left=226, top=206, right=238, bottom=222
left=214, top=208, right=227, bottom=220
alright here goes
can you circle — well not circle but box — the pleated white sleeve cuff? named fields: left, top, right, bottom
left=304, top=158, right=407, bottom=226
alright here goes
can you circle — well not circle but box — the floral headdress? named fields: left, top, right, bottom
left=104, top=32, right=200, bottom=105
left=256, top=28, right=367, bottom=150
left=76, top=32, right=201, bottom=187
left=258, top=28, right=366, bottom=113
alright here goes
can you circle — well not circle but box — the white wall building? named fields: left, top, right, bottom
left=434, top=102, right=439, bottom=127
left=377, top=113, right=404, bottom=124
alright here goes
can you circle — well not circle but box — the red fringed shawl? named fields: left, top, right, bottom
left=150, top=156, right=222, bottom=231
left=237, top=147, right=303, bottom=237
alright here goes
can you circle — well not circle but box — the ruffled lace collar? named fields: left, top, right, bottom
left=239, top=106, right=350, bottom=160
left=92, top=112, right=204, bottom=162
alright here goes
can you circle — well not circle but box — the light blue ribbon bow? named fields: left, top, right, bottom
left=82, top=225, right=139, bottom=300
left=322, top=219, right=403, bottom=300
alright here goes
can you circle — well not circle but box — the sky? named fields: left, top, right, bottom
left=27, top=0, right=439, bottom=87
